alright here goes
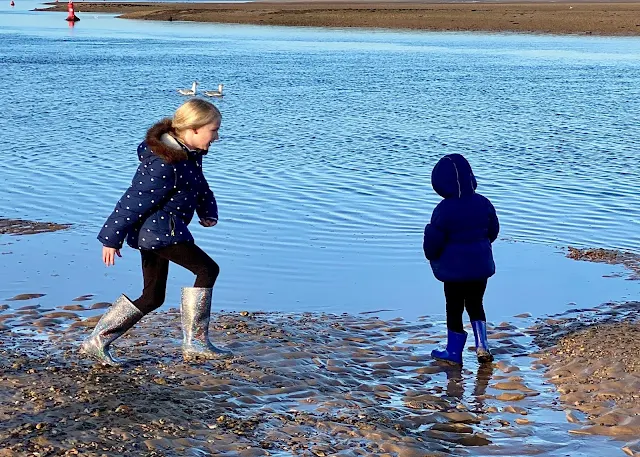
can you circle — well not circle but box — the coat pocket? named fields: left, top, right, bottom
left=169, top=215, right=176, bottom=237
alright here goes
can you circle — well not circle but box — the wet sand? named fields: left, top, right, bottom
left=0, top=218, right=70, bottom=236
left=1, top=297, right=639, bottom=455
left=36, top=1, right=640, bottom=36
left=531, top=301, right=640, bottom=447
left=567, top=246, right=640, bottom=280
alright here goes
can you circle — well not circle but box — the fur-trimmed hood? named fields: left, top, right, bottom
left=143, top=118, right=188, bottom=164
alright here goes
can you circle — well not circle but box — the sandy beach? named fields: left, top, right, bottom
left=1, top=292, right=639, bottom=456
left=36, top=1, right=640, bottom=36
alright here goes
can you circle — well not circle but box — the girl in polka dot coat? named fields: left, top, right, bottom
left=81, top=99, right=232, bottom=366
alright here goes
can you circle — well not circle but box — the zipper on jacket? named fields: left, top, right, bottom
left=173, top=165, right=178, bottom=189
left=170, top=165, right=178, bottom=236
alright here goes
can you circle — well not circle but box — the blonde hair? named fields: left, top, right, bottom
left=172, top=98, right=221, bottom=135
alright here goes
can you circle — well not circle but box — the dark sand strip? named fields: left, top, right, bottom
left=0, top=218, right=70, bottom=236
left=567, top=246, right=640, bottom=280
left=36, top=1, right=640, bottom=36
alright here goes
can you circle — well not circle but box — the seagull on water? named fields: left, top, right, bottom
left=203, top=84, right=224, bottom=98
left=178, top=81, right=198, bottom=96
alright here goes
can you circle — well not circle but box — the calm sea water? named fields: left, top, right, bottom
left=0, top=2, right=639, bottom=318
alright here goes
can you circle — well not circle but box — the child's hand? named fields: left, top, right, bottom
left=102, top=246, right=122, bottom=266
left=199, top=218, right=218, bottom=228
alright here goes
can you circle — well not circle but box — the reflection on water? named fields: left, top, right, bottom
left=0, top=3, right=639, bottom=318
left=1, top=304, right=632, bottom=457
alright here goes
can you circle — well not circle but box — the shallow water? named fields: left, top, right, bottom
left=2, top=303, right=638, bottom=457
left=1, top=6, right=640, bottom=457
left=1, top=2, right=640, bottom=318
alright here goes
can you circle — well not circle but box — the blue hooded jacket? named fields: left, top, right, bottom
left=97, top=119, right=218, bottom=251
left=423, top=154, right=499, bottom=282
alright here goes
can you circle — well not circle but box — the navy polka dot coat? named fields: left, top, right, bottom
left=98, top=119, right=218, bottom=251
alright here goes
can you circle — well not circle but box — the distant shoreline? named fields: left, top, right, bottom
left=35, top=1, right=640, bottom=36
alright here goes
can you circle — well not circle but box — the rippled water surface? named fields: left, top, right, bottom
left=1, top=2, right=639, bottom=317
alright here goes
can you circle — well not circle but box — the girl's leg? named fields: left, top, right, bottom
left=153, top=242, right=229, bottom=360
left=463, top=280, right=487, bottom=322
left=154, top=243, right=219, bottom=288
left=80, top=294, right=143, bottom=366
left=79, top=248, right=169, bottom=366
left=132, top=249, right=170, bottom=314
left=432, top=282, right=468, bottom=365
left=444, top=282, right=466, bottom=333
left=465, top=279, right=493, bottom=363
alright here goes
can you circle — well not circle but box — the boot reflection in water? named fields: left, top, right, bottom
left=442, top=360, right=495, bottom=403
left=473, top=363, right=495, bottom=407
left=444, top=364, right=464, bottom=399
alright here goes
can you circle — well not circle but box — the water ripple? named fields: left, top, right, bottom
left=1, top=19, right=640, bottom=294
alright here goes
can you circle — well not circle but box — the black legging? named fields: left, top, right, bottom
left=444, top=280, right=487, bottom=333
left=133, top=243, right=220, bottom=314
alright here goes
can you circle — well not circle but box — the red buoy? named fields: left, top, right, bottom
left=65, top=0, right=79, bottom=21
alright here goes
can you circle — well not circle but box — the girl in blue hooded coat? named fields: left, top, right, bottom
left=80, top=98, right=232, bottom=366
left=423, top=154, right=499, bottom=365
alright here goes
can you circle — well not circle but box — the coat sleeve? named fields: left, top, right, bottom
left=423, top=205, right=447, bottom=261
left=487, top=200, right=500, bottom=243
left=97, top=157, right=176, bottom=249
left=196, top=173, right=219, bottom=221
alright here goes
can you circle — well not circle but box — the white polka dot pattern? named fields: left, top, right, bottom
left=97, top=138, right=218, bottom=250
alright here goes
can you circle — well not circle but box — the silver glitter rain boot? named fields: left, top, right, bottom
left=80, top=295, right=143, bottom=366
left=181, top=287, right=232, bottom=361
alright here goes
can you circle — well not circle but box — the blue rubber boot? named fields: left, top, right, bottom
left=431, top=329, right=467, bottom=366
left=471, top=320, right=494, bottom=363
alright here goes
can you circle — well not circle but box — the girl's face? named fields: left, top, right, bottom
left=186, top=120, right=220, bottom=151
